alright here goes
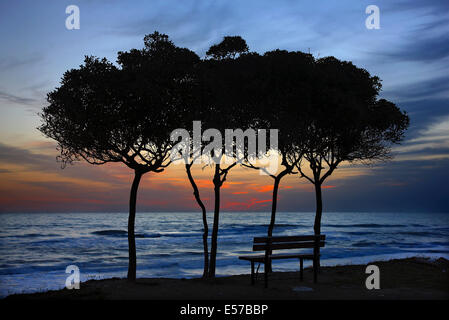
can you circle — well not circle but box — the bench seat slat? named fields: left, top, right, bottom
left=253, top=241, right=325, bottom=251
left=254, top=235, right=325, bottom=243
left=239, top=253, right=315, bottom=262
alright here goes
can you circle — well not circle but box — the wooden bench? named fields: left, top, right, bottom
left=239, top=235, right=325, bottom=288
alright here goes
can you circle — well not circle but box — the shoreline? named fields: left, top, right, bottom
left=5, top=257, right=449, bottom=300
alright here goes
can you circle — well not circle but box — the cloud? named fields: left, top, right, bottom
left=0, top=142, right=127, bottom=189
left=105, top=0, right=238, bottom=55
left=394, top=114, right=449, bottom=159
left=223, top=197, right=272, bottom=210
left=0, top=90, right=38, bottom=105
left=0, top=142, right=52, bottom=167
left=366, top=0, right=449, bottom=68
left=384, top=76, right=449, bottom=103
left=0, top=142, right=210, bottom=212
left=381, top=35, right=449, bottom=63
left=1, top=141, right=448, bottom=212
left=0, top=55, right=44, bottom=71
left=256, top=185, right=274, bottom=193
left=386, top=0, right=449, bottom=16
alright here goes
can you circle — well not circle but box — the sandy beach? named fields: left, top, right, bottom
left=5, top=257, right=448, bottom=300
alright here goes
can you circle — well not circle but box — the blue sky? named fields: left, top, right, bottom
left=0, top=0, right=448, bottom=212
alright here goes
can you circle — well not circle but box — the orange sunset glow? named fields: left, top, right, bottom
left=0, top=138, right=376, bottom=213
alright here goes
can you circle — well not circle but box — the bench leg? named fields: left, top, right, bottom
left=264, top=262, right=268, bottom=288
left=251, top=261, right=255, bottom=285
left=255, top=263, right=260, bottom=280
left=299, top=258, right=303, bottom=281
left=313, top=257, right=317, bottom=283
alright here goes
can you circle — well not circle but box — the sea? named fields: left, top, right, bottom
left=0, top=211, right=448, bottom=297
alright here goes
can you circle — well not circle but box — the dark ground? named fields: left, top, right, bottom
left=5, top=257, right=449, bottom=300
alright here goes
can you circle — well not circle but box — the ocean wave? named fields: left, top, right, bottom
left=158, top=232, right=202, bottom=238
left=351, top=241, right=379, bottom=247
left=427, top=250, right=449, bottom=254
left=91, top=230, right=155, bottom=238
left=324, top=223, right=406, bottom=228
left=432, top=227, right=449, bottom=232
left=429, top=241, right=449, bottom=246
left=217, top=224, right=302, bottom=235
left=225, top=223, right=302, bottom=229
left=92, top=230, right=127, bottom=236
left=398, top=231, right=435, bottom=236
left=1, top=233, right=61, bottom=239
left=344, top=231, right=378, bottom=235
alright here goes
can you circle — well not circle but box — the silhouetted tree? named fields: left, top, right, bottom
left=295, top=57, right=410, bottom=267
left=39, top=32, right=198, bottom=281
left=173, top=136, right=210, bottom=278
left=185, top=161, right=210, bottom=277
left=117, top=33, right=199, bottom=281
left=172, top=42, right=261, bottom=278
left=206, top=36, right=249, bottom=60
left=242, top=50, right=315, bottom=271
left=202, top=37, right=257, bottom=278
left=171, top=68, right=210, bottom=278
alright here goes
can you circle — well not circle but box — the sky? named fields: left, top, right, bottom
left=0, top=0, right=448, bottom=213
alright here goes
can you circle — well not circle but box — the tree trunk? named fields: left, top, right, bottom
left=185, top=163, right=209, bottom=278
left=127, top=169, right=143, bottom=282
left=267, top=176, right=281, bottom=238
left=266, top=175, right=282, bottom=272
left=267, top=168, right=291, bottom=271
left=313, top=182, right=322, bottom=235
left=208, top=164, right=221, bottom=279
left=313, top=182, right=322, bottom=270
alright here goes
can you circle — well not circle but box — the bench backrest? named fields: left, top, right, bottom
left=252, top=235, right=325, bottom=251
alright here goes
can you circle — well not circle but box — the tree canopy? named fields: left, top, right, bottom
left=294, top=56, right=410, bottom=246
left=39, top=32, right=409, bottom=280
left=206, top=35, right=249, bottom=60
left=39, top=32, right=201, bottom=281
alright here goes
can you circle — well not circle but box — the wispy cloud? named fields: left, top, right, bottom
left=395, top=115, right=449, bottom=158
left=0, top=90, right=38, bottom=105
left=382, top=35, right=449, bottom=63
left=384, top=75, right=449, bottom=103
left=386, top=0, right=449, bottom=16
left=0, top=55, right=44, bottom=71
